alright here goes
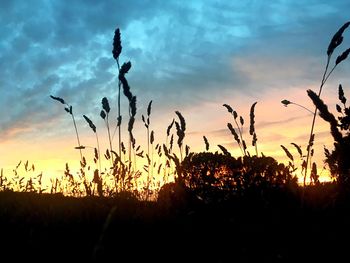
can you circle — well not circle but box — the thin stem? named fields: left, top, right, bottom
left=304, top=103, right=318, bottom=188
left=320, top=55, right=331, bottom=86
left=118, top=78, right=122, bottom=159
left=322, top=64, right=337, bottom=90
left=112, top=57, right=121, bottom=160
left=95, top=132, right=102, bottom=174
left=146, top=126, right=150, bottom=199
left=133, top=147, right=137, bottom=173
left=151, top=143, right=154, bottom=181
left=304, top=55, right=332, bottom=187
left=164, top=135, right=170, bottom=181
left=179, top=145, right=183, bottom=163
left=128, top=108, right=132, bottom=174
left=106, top=114, right=114, bottom=164
left=128, top=137, right=132, bottom=172
left=234, top=118, right=246, bottom=156
left=290, top=102, right=314, bottom=115
left=71, top=112, right=83, bottom=162
left=147, top=127, right=150, bottom=162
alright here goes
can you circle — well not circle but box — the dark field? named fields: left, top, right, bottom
left=1, top=185, right=349, bottom=263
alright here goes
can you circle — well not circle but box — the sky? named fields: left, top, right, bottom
left=1, top=0, right=350, bottom=186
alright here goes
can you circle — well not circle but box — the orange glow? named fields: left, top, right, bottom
left=0, top=85, right=338, bottom=193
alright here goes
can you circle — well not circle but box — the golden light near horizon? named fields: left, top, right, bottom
left=0, top=83, right=337, bottom=194
left=0, top=59, right=343, bottom=194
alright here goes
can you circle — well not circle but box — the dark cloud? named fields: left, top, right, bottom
left=0, top=0, right=350, bottom=141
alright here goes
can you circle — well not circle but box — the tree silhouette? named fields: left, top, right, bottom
left=178, top=152, right=298, bottom=203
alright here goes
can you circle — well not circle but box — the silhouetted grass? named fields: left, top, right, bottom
left=2, top=23, right=349, bottom=200
left=303, top=21, right=350, bottom=187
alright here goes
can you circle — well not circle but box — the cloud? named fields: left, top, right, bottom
left=0, top=0, right=350, bottom=143
left=202, top=111, right=309, bottom=138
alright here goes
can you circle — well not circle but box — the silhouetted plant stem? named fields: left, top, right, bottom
left=175, top=111, right=186, bottom=163
left=142, top=101, right=153, bottom=199
left=133, top=147, right=137, bottom=172
left=164, top=120, right=174, bottom=181
left=321, top=55, right=331, bottom=87
left=147, top=127, right=150, bottom=162
left=282, top=99, right=314, bottom=115
left=179, top=146, right=183, bottom=163
left=249, top=102, right=258, bottom=156
left=293, top=102, right=314, bottom=114
left=71, top=111, right=83, bottom=162
left=151, top=140, right=154, bottom=181
left=304, top=21, right=350, bottom=190
left=127, top=96, right=137, bottom=174
left=223, top=105, right=245, bottom=156
left=234, top=118, right=244, bottom=143
left=323, top=64, right=337, bottom=86
left=50, top=96, right=84, bottom=162
left=304, top=55, right=331, bottom=187
left=145, top=119, right=151, bottom=199
left=101, top=97, right=114, bottom=164
left=113, top=28, right=123, bottom=160
left=117, top=59, right=122, bottom=160
left=104, top=115, right=114, bottom=166
left=95, top=132, right=102, bottom=173
left=107, top=116, right=113, bottom=163
left=129, top=130, right=132, bottom=172
left=164, top=137, right=169, bottom=179
left=83, top=115, right=101, bottom=176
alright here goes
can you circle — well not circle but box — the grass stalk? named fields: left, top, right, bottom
left=304, top=55, right=331, bottom=187
left=71, top=112, right=83, bottom=162
left=117, top=59, right=122, bottom=159
left=95, top=132, right=102, bottom=173
left=106, top=115, right=114, bottom=164
left=304, top=21, right=350, bottom=189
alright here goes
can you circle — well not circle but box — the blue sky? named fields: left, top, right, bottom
left=1, top=0, right=350, bottom=181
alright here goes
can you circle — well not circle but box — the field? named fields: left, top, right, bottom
left=1, top=185, right=350, bottom=263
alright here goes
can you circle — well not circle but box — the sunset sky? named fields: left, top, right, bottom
left=1, top=0, right=350, bottom=185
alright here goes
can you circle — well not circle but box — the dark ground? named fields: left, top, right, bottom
left=0, top=188, right=349, bottom=263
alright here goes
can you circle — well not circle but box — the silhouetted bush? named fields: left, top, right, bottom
left=157, top=181, right=192, bottom=211
left=176, top=152, right=298, bottom=203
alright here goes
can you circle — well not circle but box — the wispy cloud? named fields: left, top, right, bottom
left=0, top=0, right=349, bottom=146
